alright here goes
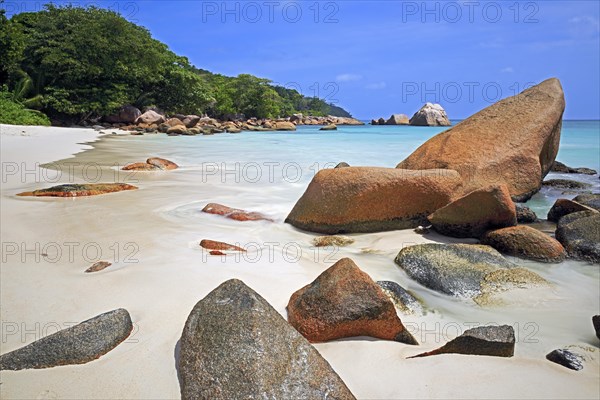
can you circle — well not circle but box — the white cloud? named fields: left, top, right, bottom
left=500, top=67, right=514, bottom=73
left=336, top=73, right=362, bottom=82
left=365, top=82, right=387, bottom=90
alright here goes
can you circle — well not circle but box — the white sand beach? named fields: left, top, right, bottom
left=1, top=124, right=599, bottom=399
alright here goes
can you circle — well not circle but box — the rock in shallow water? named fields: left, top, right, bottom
left=287, top=258, right=418, bottom=344
left=286, top=167, right=463, bottom=234
left=542, top=179, right=592, bottom=190
left=377, top=281, right=424, bottom=315
left=202, top=203, right=272, bottom=222
left=85, top=261, right=112, bottom=273
left=199, top=239, right=245, bottom=252
left=547, top=198, right=597, bottom=222
left=515, top=204, right=537, bottom=223
left=312, top=235, right=355, bottom=247
left=480, top=225, right=565, bottom=263
left=427, top=185, right=517, bottom=238
left=409, top=103, right=450, bottom=126
left=17, top=183, right=138, bottom=197
left=555, top=211, right=600, bottom=263
left=546, top=348, right=584, bottom=371
left=397, top=78, right=565, bottom=202
left=410, top=325, right=515, bottom=358
left=593, top=315, right=600, bottom=340
left=394, top=244, right=548, bottom=304
left=0, top=309, right=132, bottom=370
left=179, top=279, right=355, bottom=400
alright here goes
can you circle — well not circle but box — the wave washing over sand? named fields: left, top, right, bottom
left=1, top=123, right=599, bottom=399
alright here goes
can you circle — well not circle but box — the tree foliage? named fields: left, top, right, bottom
left=1, top=5, right=351, bottom=123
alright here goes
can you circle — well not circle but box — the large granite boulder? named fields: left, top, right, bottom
left=17, top=183, right=138, bottom=197
left=105, top=105, right=141, bottom=124
left=573, top=194, right=600, bottom=211
left=275, top=121, right=296, bottom=131
left=547, top=198, right=597, bottom=222
left=555, top=211, right=600, bottom=263
left=179, top=279, right=355, bottom=400
left=386, top=114, right=410, bottom=125
left=410, top=325, right=515, bottom=358
left=286, top=167, right=463, bottom=234
left=0, top=309, right=132, bottom=370
left=287, top=258, right=417, bottom=344
left=397, top=79, right=565, bottom=201
left=394, top=244, right=548, bottom=305
left=481, top=226, right=566, bottom=263
left=135, top=110, right=165, bottom=125
left=427, top=185, right=516, bottom=238
left=409, top=103, right=451, bottom=126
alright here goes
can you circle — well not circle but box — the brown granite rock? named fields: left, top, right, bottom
left=428, top=185, right=517, bottom=238
left=275, top=121, right=296, bottom=131
left=85, top=261, right=112, bottom=273
left=147, top=157, right=178, bottom=170
left=547, top=198, right=597, bottom=222
left=17, top=183, right=138, bottom=197
left=202, top=203, right=272, bottom=222
left=122, top=162, right=159, bottom=171
left=200, top=240, right=245, bottom=252
left=481, top=225, right=566, bottom=263
left=286, top=258, right=418, bottom=344
left=286, top=167, right=463, bottom=234
left=397, top=78, right=565, bottom=201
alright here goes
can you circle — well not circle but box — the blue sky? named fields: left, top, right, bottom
left=6, top=1, right=600, bottom=119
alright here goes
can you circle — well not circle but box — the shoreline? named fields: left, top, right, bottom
left=1, top=125, right=599, bottom=399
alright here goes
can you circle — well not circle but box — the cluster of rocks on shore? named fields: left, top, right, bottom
left=371, top=103, right=451, bottom=126
left=94, top=108, right=364, bottom=136
left=6, top=77, right=600, bottom=397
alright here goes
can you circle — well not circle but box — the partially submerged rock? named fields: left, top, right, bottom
left=0, top=309, right=132, bottom=370
left=287, top=258, right=418, bottom=344
left=516, top=204, right=537, bottom=223
left=481, top=226, right=566, bottom=263
left=179, top=279, right=356, bottom=400
left=122, top=157, right=178, bottom=171
left=410, top=325, right=515, bottom=358
left=551, top=161, right=597, bottom=175
left=286, top=167, right=463, bottom=234
left=386, top=114, right=410, bottom=125
left=394, top=244, right=548, bottom=304
left=593, top=315, right=600, bottom=340
left=397, top=79, right=565, bottom=201
left=573, top=194, right=600, bottom=211
left=546, top=348, right=584, bottom=371
left=547, top=198, right=597, bottom=222
left=555, top=211, right=600, bottom=263
left=427, top=185, right=517, bottom=238
left=409, top=103, right=451, bottom=126
left=17, top=183, right=138, bottom=197
left=275, top=121, right=296, bottom=131
left=199, top=239, right=245, bottom=252
left=85, top=261, right=112, bottom=273
left=320, top=124, right=337, bottom=131
left=202, top=203, right=272, bottom=222
left=543, top=179, right=592, bottom=190
left=312, top=235, right=355, bottom=247
left=377, top=281, right=424, bottom=314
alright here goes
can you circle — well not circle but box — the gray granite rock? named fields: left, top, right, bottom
left=0, top=309, right=132, bottom=370
left=377, top=281, right=424, bottom=314
left=555, top=211, right=600, bottom=263
left=411, top=325, right=515, bottom=358
left=179, top=279, right=355, bottom=400
left=546, top=348, right=584, bottom=370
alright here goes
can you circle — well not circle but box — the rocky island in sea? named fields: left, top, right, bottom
left=1, top=3, right=599, bottom=400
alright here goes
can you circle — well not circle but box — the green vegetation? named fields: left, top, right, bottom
left=0, top=91, right=51, bottom=125
left=0, top=4, right=351, bottom=125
